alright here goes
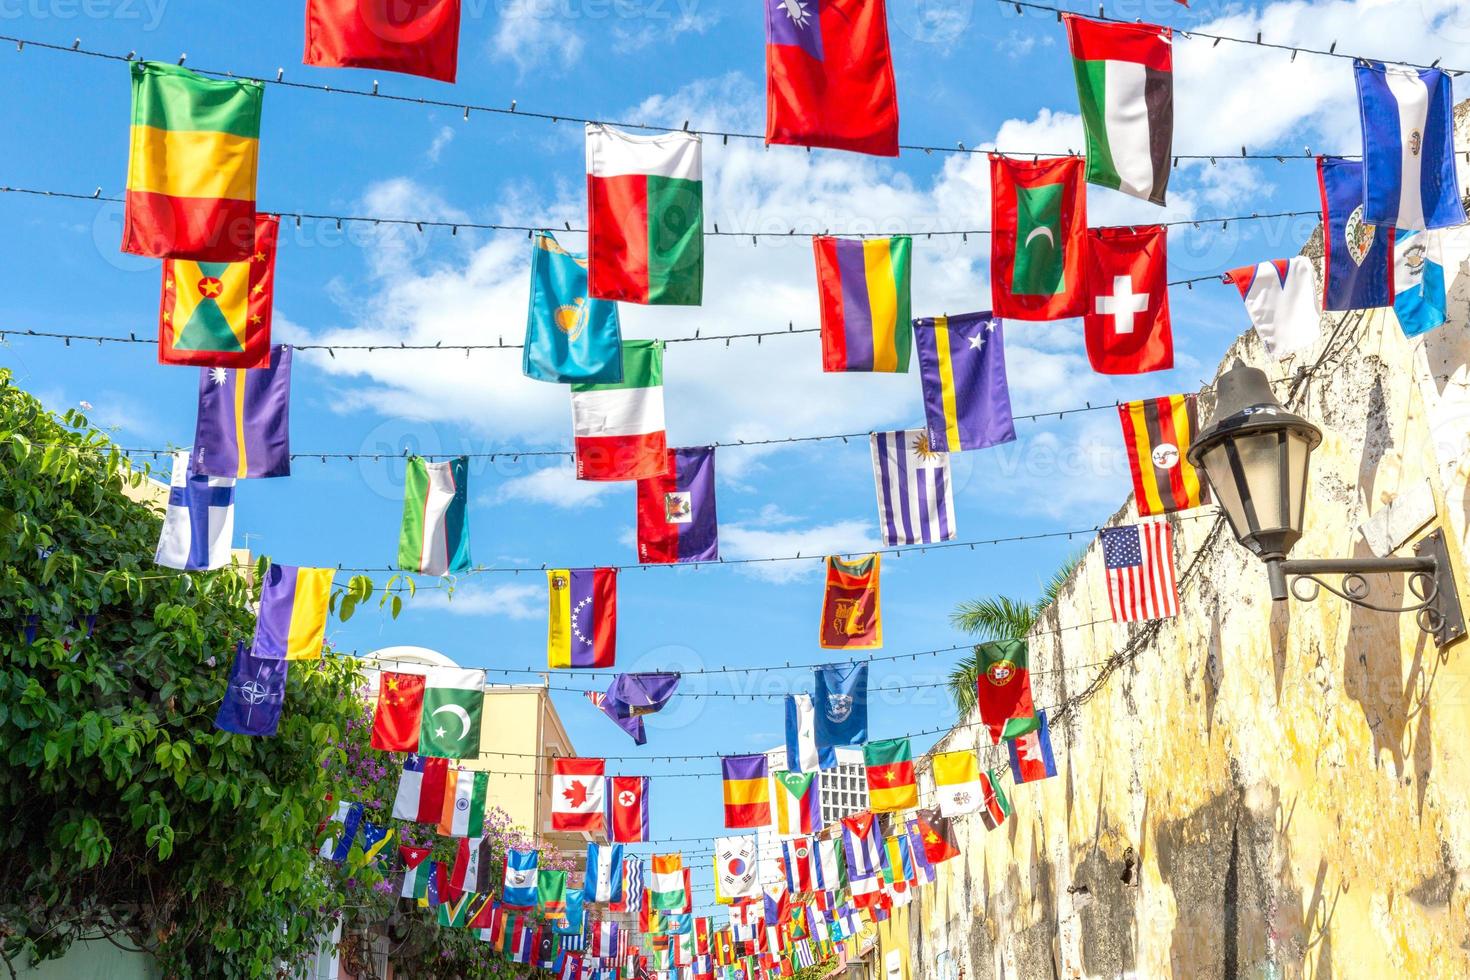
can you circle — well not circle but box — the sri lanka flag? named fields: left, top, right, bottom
left=123, top=61, right=262, bottom=261
left=193, top=345, right=292, bottom=478
left=637, top=447, right=719, bottom=563
left=160, top=213, right=278, bottom=367
left=813, top=236, right=912, bottom=372
left=251, top=562, right=333, bottom=660
left=764, top=0, right=899, bottom=156
left=547, top=568, right=617, bottom=668
left=586, top=124, right=703, bottom=306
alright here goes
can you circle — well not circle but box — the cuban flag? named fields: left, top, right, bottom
left=1356, top=62, right=1466, bottom=231
left=155, top=449, right=235, bottom=570
left=584, top=841, right=625, bottom=905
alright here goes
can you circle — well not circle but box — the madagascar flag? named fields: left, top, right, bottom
left=974, top=638, right=1036, bottom=744
left=123, top=61, right=262, bottom=261
left=862, top=738, right=916, bottom=812
left=813, top=236, right=912, bottom=372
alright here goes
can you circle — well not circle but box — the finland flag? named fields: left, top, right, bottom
left=155, top=449, right=235, bottom=570
left=1356, top=61, right=1466, bottom=230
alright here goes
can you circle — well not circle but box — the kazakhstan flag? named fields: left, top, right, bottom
left=524, top=231, right=623, bottom=383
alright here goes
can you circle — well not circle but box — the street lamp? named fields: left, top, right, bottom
left=1187, top=359, right=1464, bottom=647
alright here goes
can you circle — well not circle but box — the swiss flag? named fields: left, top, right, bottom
left=303, top=0, right=461, bottom=83
left=551, top=757, right=606, bottom=832
left=1083, top=225, right=1173, bottom=374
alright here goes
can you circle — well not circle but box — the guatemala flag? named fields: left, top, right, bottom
left=155, top=449, right=235, bottom=570
left=1356, top=62, right=1466, bottom=231
left=1394, top=229, right=1448, bottom=337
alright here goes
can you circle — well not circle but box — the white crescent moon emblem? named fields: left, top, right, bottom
left=432, top=703, right=472, bottom=740
left=1024, top=226, right=1056, bottom=248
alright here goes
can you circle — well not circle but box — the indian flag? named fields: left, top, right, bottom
left=648, top=853, right=686, bottom=911
left=439, top=768, right=490, bottom=837
left=586, top=124, right=703, bottom=306
left=123, top=61, right=262, bottom=261
left=1064, top=16, right=1173, bottom=206
left=571, top=340, right=668, bottom=481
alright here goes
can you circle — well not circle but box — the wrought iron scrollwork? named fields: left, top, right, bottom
left=1288, top=568, right=1445, bottom=634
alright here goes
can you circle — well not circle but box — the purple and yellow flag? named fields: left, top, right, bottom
left=913, top=312, right=1016, bottom=452
left=814, top=236, right=912, bottom=372
left=252, top=563, right=333, bottom=660
left=193, top=344, right=292, bottom=478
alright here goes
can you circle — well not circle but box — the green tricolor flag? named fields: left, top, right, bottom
left=538, top=869, right=568, bottom=917
left=398, top=455, right=472, bottom=576
left=570, top=340, right=668, bottom=481
left=418, top=668, right=484, bottom=759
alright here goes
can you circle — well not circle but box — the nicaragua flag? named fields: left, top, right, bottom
left=584, top=841, right=625, bottom=905
left=1356, top=61, right=1466, bottom=231
left=155, top=449, right=235, bottom=570
left=503, top=848, right=540, bottom=908
left=1394, top=229, right=1448, bottom=337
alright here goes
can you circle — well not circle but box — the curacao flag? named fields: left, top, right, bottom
left=571, top=340, right=669, bottom=481
left=586, top=124, right=703, bottom=306
left=1355, top=62, right=1465, bottom=231
left=814, top=236, right=912, bottom=373
left=397, top=456, right=472, bottom=576
left=251, top=562, right=332, bottom=660
left=123, top=61, right=262, bottom=261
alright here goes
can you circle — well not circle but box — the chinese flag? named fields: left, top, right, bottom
left=371, top=671, right=426, bottom=751
left=303, top=0, right=461, bottom=83
left=1083, top=225, right=1173, bottom=374
left=764, top=0, right=899, bottom=156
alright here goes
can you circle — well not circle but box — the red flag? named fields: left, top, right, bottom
left=819, top=554, right=881, bottom=649
left=764, top=0, right=899, bottom=156
left=551, top=757, right=606, bottom=832
left=303, top=0, right=461, bottom=82
left=1084, top=225, right=1173, bottom=374
left=990, top=156, right=1087, bottom=320
left=371, top=671, right=425, bottom=751
left=608, top=775, right=650, bottom=842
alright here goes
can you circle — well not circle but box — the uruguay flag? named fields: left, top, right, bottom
left=1394, top=229, right=1448, bottom=337
left=1356, top=62, right=1466, bottom=231
left=155, top=449, right=235, bottom=570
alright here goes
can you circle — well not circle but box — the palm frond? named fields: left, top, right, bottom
left=948, top=595, right=1037, bottom=641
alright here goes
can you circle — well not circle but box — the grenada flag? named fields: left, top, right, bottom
left=586, top=124, right=703, bottom=306
left=123, top=61, right=262, bottom=261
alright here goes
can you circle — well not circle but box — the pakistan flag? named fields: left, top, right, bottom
left=418, top=668, right=484, bottom=759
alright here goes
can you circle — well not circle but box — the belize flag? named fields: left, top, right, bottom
left=764, top=0, right=899, bottom=156
left=524, top=231, right=624, bottom=384
left=1355, top=62, right=1465, bottom=231
left=637, top=447, right=719, bottom=563
left=1317, top=156, right=1395, bottom=311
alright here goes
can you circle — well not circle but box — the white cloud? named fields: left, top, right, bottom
left=612, top=5, right=721, bottom=53
left=491, top=0, right=585, bottom=73
left=426, top=125, right=455, bottom=164
left=719, top=518, right=879, bottom=582
left=493, top=462, right=621, bottom=509
left=415, top=581, right=541, bottom=619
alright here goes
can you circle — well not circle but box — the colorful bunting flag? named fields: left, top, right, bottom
left=771, top=770, right=822, bottom=837
left=814, top=838, right=846, bottom=893
left=418, top=668, right=484, bottom=759
left=932, top=749, right=984, bottom=817
left=372, top=671, right=426, bottom=752
left=548, top=568, right=618, bottom=668
left=503, top=849, right=540, bottom=909
left=913, top=312, right=1015, bottom=452
left=251, top=562, right=331, bottom=660
left=912, top=808, right=959, bottom=864
left=784, top=694, right=820, bottom=774
left=1224, top=258, right=1321, bottom=359
left=123, top=61, right=262, bottom=260
left=973, top=638, right=1036, bottom=744
left=977, top=768, right=1012, bottom=830
left=213, top=639, right=285, bottom=736
left=392, top=754, right=449, bottom=823
left=1118, top=394, right=1208, bottom=515
left=540, top=870, right=570, bottom=918
left=607, top=774, right=651, bottom=842
left=320, top=801, right=363, bottom=862
left=1085, top=225, right=1172, bottom=374
left=1008, top=709, right=1059, bottom=783
left=763, top=0, right=898, bottom=155
left=1102, top=521, right=1179, bottom=622
left=586, top=125, right=703, bottom=306
left=813, top=236, right=912, bottom=373
left=637, top=447, right=720, bottom=563
left=193, top=345, right=292, bottom=479
left=813, top=664, right=868, bottom=762
left=155, top=450, right=235, bottom=571
left=716, top=836, right=760, bottom=900
left=721, top=755, right=771, bottom=828
left=450, top=836, right=493, bottom=895
left=870, top=429, right=955, bottom=547
left=524, top=231, right=624, bottom=384
left=585, top=841, right=625, bottom=904
left=303, top=0, right=461, bottom=82
left=862, top=738, right=917, bottom=812
left=819, top=555, right=882, bottom=650
left=782, top=837, right=817, bottom=894
left=159, top=212, right=277, bottom=367
left=990, top=155, right=1088, bottom=320
left=1317, top=156, right=1395, bottom=311
left=397, top=456, right=471, bottom=576
left=439, top=768, right=490, bottom=837
left=572, top=340, right=669, bottom=481
left=1356, top=62, right=1465, bottom=231
left=399, top=844, right=433, bottom=898
left=552, top=757, right=607, bottom=833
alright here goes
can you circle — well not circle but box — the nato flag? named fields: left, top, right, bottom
left=214, top=640, right=286, bottom=736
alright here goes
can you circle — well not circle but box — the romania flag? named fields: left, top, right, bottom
left=123, top=61, right=262, bottom=261
left=814, top=236, right=912, bottom=372
left=862, top=738, right=917, bottom=812
left=721, top=754, right=771, bottom=828
left=1117, top=394, right=1209, bottom=516
left=159, top=212, right=277, bottom=367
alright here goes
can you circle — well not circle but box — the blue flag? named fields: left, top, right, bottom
left=524, top=231, right=623, bottom=383
left=503, top=848, right=540, bottom=908
left=556, top=889, right=586, bottom=934
left=584, top=840, right=625, bottom=904
left=214, top=640, right=286, bottom=736
left=813, top=664, right=867, bottom=766
left=1394, top=229, right=1448, bottom=337
left=321, top=801, right=364, bottom=863
left=1317, top=156, right=1394, bottom=311
left=1356, top=62, right=1465, bottom=231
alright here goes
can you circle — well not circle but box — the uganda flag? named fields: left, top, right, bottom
left=159, top=213, right=278, bottom=367
left=1117, top=394, right=1209, bottom=516
left=123, top=61, right=262, bottom=261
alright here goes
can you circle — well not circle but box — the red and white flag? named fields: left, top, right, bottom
left=552, top=757, right=606, bottom=832
left=1084, top=225, right=1172, bottom=374
left=608, top=775, right=650, bottom=842
left=1101, top=520, right=1178, bottom=622
left=1224, top=256, right=1321, bottom=359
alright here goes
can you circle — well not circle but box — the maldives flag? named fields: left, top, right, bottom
left=302, top=0, right=461, bottom=82
left=552, top=757, right=606, bottom=833
left=637, top=447, right=719, bottom=563
left=764, top=0, right=899, bottom=156
left=586, top=124, right=703, bottom=306
left=572, top=340, right=668, bottom=481
left=608, top=775, right=651, bottom=843
left=1084, top=225, right=1172, bottom=375
left=990, top=155, right=1087, bottom=320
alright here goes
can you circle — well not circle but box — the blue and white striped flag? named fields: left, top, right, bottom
left=783, top=694, right=820, bottom=773
left=155, top=449, right=235, bottom=570
left=870, top=430, right=955, bottom=546
left=624, top=854, right=644, bottom=913
left=584, top=841, right=625, bottom=904
left=1356, top=62, right=1466, bottom=231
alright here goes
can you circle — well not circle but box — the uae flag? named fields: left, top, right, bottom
left=571, top=340, right=669, bottom=481
left=989, top=155, right=1087, bottom=320
left=1064, top=16, right=1173, bottom=205
left=974, top=638, right=1035, bottom=744
left=1084, top=225, right=1172, bottom=375
left=303, top=0, right=461, bottom=83
left=637, top=447, right=719, bottom=563
left=586, top=124, right=703, bottom=306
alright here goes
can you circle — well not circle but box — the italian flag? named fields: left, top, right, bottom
left=571, top=340, right=669, bottom=481
left=586, top=124, right=703, bottom=306
left=1064, top=15, right=1173, bottom=206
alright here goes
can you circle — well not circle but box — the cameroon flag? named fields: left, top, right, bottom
left=159, top=212, right=277, bottom=367
left=123, top=61, right=262, bottom=261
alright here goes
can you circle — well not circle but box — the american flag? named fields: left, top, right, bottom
left=1102, top=521, right=1178, bottom=622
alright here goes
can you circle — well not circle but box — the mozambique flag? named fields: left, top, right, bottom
left=160, top=212, right=278, bottom=367
left=123, top=61, right=262, bottom=261
left=862, top=738, right=917, bottom=812
left=1117, top=394, right=1209, bottom=516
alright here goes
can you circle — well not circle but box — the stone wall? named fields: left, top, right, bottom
left=905, top=116, right=1470, bottom=978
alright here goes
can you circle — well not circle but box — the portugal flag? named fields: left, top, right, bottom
left=303, top=0, right=461, bottom=83
left=990, top=155, right=1087, bottom=320
left=764, top=0, right=899, bottom=156
left=974, top=638, right=1035, bottom=744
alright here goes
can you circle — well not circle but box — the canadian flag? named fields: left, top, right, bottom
left=552, top=757, right=606, bottom=832
left=1083, top=225, right=1172, bottom=375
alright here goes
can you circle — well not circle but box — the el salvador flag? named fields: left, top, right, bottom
left=1356, top=61, right=1466, bottom=231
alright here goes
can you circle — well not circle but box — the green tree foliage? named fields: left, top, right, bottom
left=0, top=371, right=365, bottom=976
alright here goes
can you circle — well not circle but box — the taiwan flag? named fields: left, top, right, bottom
left=764, top=0, right=899, bottom=156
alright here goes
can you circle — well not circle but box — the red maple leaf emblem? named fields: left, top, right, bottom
left=562, top=779, right=589, bottom=808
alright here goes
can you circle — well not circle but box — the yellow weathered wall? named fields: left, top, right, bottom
left=472, top=687, right=543, bottom=834
left=907, top=126, right=1470, bottom=980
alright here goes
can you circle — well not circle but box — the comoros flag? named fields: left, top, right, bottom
left=637, top=447, right=719, bottom=563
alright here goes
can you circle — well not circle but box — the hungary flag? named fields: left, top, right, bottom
left=1064, top=16, right=1173, bottom=205
left=571, top=340, right=668, bottom=481
left=419, top=667, right=484, bottom=759
left=586, top=124, right=703, bottom=306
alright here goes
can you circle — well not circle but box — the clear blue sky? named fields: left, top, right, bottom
left=1, top=0, right=1464, bottom=915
